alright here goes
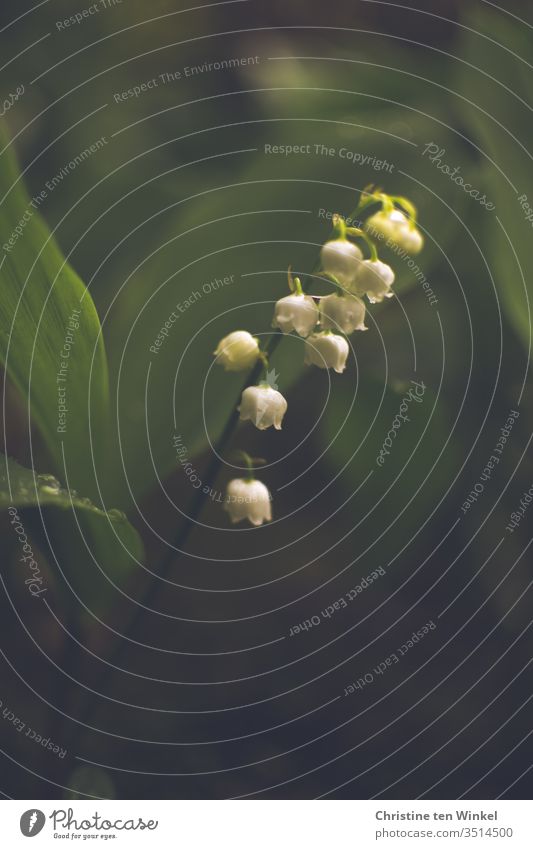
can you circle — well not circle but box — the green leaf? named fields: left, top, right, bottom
left=1, top=452, right=142, bottom=614
left=0, top=126, right=110, bottom=500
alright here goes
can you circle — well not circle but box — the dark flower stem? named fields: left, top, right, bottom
left=66, top=334, right=283, bottom=760
left=71, top=200, right=367, bottom=755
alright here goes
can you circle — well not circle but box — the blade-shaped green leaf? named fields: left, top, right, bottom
left=0, top=125, right=110, bottom=500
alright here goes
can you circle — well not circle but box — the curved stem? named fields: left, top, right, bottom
left=332, top=213, right=347, bottom=240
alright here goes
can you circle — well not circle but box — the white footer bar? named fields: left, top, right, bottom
left=2, top=800, right=531, bottom=847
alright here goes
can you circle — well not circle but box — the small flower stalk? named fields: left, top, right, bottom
left=213, top=189, right=423, bottom=525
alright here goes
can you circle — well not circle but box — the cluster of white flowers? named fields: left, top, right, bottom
left=213, top=195, right=423, bottom=525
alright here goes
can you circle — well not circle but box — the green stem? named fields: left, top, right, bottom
left=258, top=349, right=269, bottom=370
left=390, top=194, right=418, bottom=222
left=361, top=231, right=378, bottom=262
left=332, top=213, right=347, bottom=240
left=238, top=451, right=256, bottom=481
left=345, top=227, right=378, bottom=261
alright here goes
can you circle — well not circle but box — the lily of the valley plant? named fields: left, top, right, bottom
left=214, top=189, right=424, bottom=525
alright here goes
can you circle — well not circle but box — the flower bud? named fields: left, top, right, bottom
left=304, top=332, right=349, bottom=373
left=238, top=385, right=287, bottom=430
left=401, top=226, right=424, bottom=254
left=214, top=330, right=260, bottom=371
left=350, top=260, right=395, bottom=303
left=320, top=293, right=367, bottom=334
left=321, top=239, right=363, bottom=287
left=224, top=478, right=272, bottom=526
left=365, top=209, right=423, bottom=254
left=272, top=293, right=318, bottom=337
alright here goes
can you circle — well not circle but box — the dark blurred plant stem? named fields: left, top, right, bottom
left=67, top=202, right=365, bottom=764
left=63, top=335, right=284, bottom=767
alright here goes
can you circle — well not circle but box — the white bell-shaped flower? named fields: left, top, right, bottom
left=272, top=293, right=318, bottom=337
left=321, top=239, right=363, bottom=287
left=304, top=332, right=349, bottom=374
left=214, top=330, right=260, bottom=371
left=401, top=225, right=424, bottom=254
left=365, top=209, right=423, bottom=254
left=238, top=385, right=287, bottom=430
left=320, top=293, right=367, bottom=334
left=224, top=478, right=272, bottom=526
left=350, top=260, right=395, bottom=303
